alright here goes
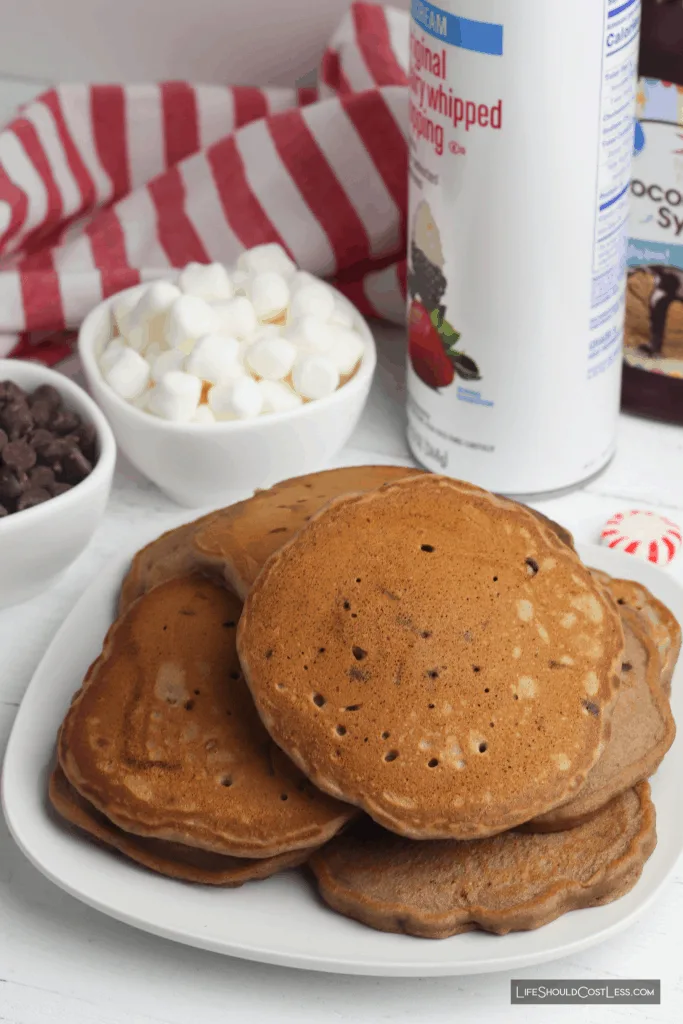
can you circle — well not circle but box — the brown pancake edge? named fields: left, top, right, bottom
left=119, top=510, right=220, bottom=614
left=49, top=766, right=312, bottom=886
left=239, top=474, right=624, bottom=841
left=59, top=575, right=354, bottom=858
left=523, top=606, right=675, bottom=832
left=119, top=467, right=576, bottom=613
left=308, top=783, right=656, bottom=939
left=591, top=569, right=681, bottom=697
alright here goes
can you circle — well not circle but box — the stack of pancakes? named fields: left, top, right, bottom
left=51, top=468, right=680, bottom=938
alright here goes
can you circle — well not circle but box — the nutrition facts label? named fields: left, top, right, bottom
left=589, top=0, right=641, bottom=377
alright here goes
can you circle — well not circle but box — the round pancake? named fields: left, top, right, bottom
left=59, top=576, right=353, bottom=857
left=309, top=783, right=656, bottom=939
left=191, top=466, right=425, bottom=599
left=591, top=569, right=681, bottom=696
left=524, top=607, right=675, bottom=831
left=119, top=510, right=219, bottom=613
left=119, top=467, right=575, bottom=613
left=238, top=475, right=624, bottom=840
left=118, top=467, right=423, bottom=613
left=49, top=767, right=312, bottom=886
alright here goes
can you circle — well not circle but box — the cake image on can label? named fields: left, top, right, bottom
left=407, top=201, right=481, bottom=391
left=625, top=76, right=683, bottom=383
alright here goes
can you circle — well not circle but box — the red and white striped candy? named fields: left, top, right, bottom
left=600, top=510, right=682, bottom=566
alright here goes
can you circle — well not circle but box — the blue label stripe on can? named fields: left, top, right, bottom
left=411, top=0, right=504, bottom=56
left=608, top=0, right=639, bottom=19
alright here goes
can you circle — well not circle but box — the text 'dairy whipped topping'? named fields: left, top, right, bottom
left=406, top=0, right=641, bottom=496
left=97, top=247, right=365, bottom=424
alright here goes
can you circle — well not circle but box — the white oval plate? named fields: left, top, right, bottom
left=2, top=543, right=681, bottom=977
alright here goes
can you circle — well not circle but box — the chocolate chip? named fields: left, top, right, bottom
left=30, top=400, right=55, bottom=429
left=31, top=428, right=56, bottom=453
left=40, top=438, right=74, bottom=467
left=62, top=448, right=92, bottom=484
left=50, top=481, right=73, bottom=498
left=51, top=408, right=80, bottom=435
left=0, top=381, right=25, bottom=404
left=1, top=400, right=33, bottom=439
left=0, top=380, right=96, bottom=518
left=74, top=420, right=96, bottom=461
left=28, top=465, right=55, bottom=489
left=16, top=487, right=51, bottom=511
left=30, top=384, right=62, bottom=410
left=0, top=467, right=24, bottom=501
left=2, top=439, right=36, bottom=472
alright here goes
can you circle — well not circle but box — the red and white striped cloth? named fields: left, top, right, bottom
left=0, top=2, right=410, bottom=368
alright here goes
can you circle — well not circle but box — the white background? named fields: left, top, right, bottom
left=0, top=0, right=409, bottom=85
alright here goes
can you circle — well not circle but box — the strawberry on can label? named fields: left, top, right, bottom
left=406, top=0, right=641, bottom=496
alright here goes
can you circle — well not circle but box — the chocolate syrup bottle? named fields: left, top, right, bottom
left=623, top=0, right=683, bottom=423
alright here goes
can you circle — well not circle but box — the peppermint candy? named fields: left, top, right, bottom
left=600, top=510, right=682, bottom=566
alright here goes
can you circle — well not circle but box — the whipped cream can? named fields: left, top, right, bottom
left=406, top=0, right=641, bottom=496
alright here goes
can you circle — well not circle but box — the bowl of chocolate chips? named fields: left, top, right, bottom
left=0, top=360, right=116, bottom=608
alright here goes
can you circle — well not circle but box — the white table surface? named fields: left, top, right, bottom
left=1, top=78, right=683, bottom=1024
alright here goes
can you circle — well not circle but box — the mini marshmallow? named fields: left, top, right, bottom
left=328, top=325, right=365, bottom=374
left=290, top=270, right=320, bottom=292
left=100, top=336, right=127, bottom=374
left=289, top=281, right=335, bottom=322
left=127, top=281, right=181, bottom=350
left=237, top=243, right=296, bottom=279
left=151, top=347, right=186, bottom=381
left=192, top=404, right=217, bottom=424
left=211, top=296, right=258, bottom=339
left=185, top=333, right=242, bottom=383
left=112, top=292, right=139, bottom=337
left=231, top=269, right=251, bottom=295
left=148, top=371, right=202, bottom=422
left=330, top=300, right=355, bottom=330
left=251, top=324, right=284, bottom=341
left=249, top=271, right=290, bottom=324
left=246, top=337, right=297, bottom=381
left=285, top=315, right=335, bottom=354
left=209, top=377, right=263, bottom=420
left=145, top=341, right=163, bottom=366
left=258, top=379, right=303, bottom=414
left=166, top=295, right=220, bottom=349
left=104, top=347, right=151, bottom=401
left=292, top=353, right=339, bottom=400
left=130, top=280, right=181, bottom=323
left=179, top=262, right=234, bottom=301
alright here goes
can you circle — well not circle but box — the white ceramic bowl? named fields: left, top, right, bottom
left=0, top=360, right=116, bottom=609
left=78, top=284, right=377, bottom=507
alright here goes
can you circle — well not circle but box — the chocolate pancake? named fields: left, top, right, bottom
left=192, top=479, right=575, bottom=599
left=524, top=607, right=675, bottom=831
left=119, top=470, right=425, bottom=614
left=49, top=767, right=311, bottom=885
left=119, top=467, right=574, bottom=612
left=119, top=510, right=219, bottom=613
left=309, top=784, right=656, bottom=939
left=592, top=569, right=681, bottom=696
left=59, top=576, right=353, bottom=857
left=239, top=475, right=624, bottom=840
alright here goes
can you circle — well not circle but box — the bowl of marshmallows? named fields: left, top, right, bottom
left=79, top=245, right=376, bottom=507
